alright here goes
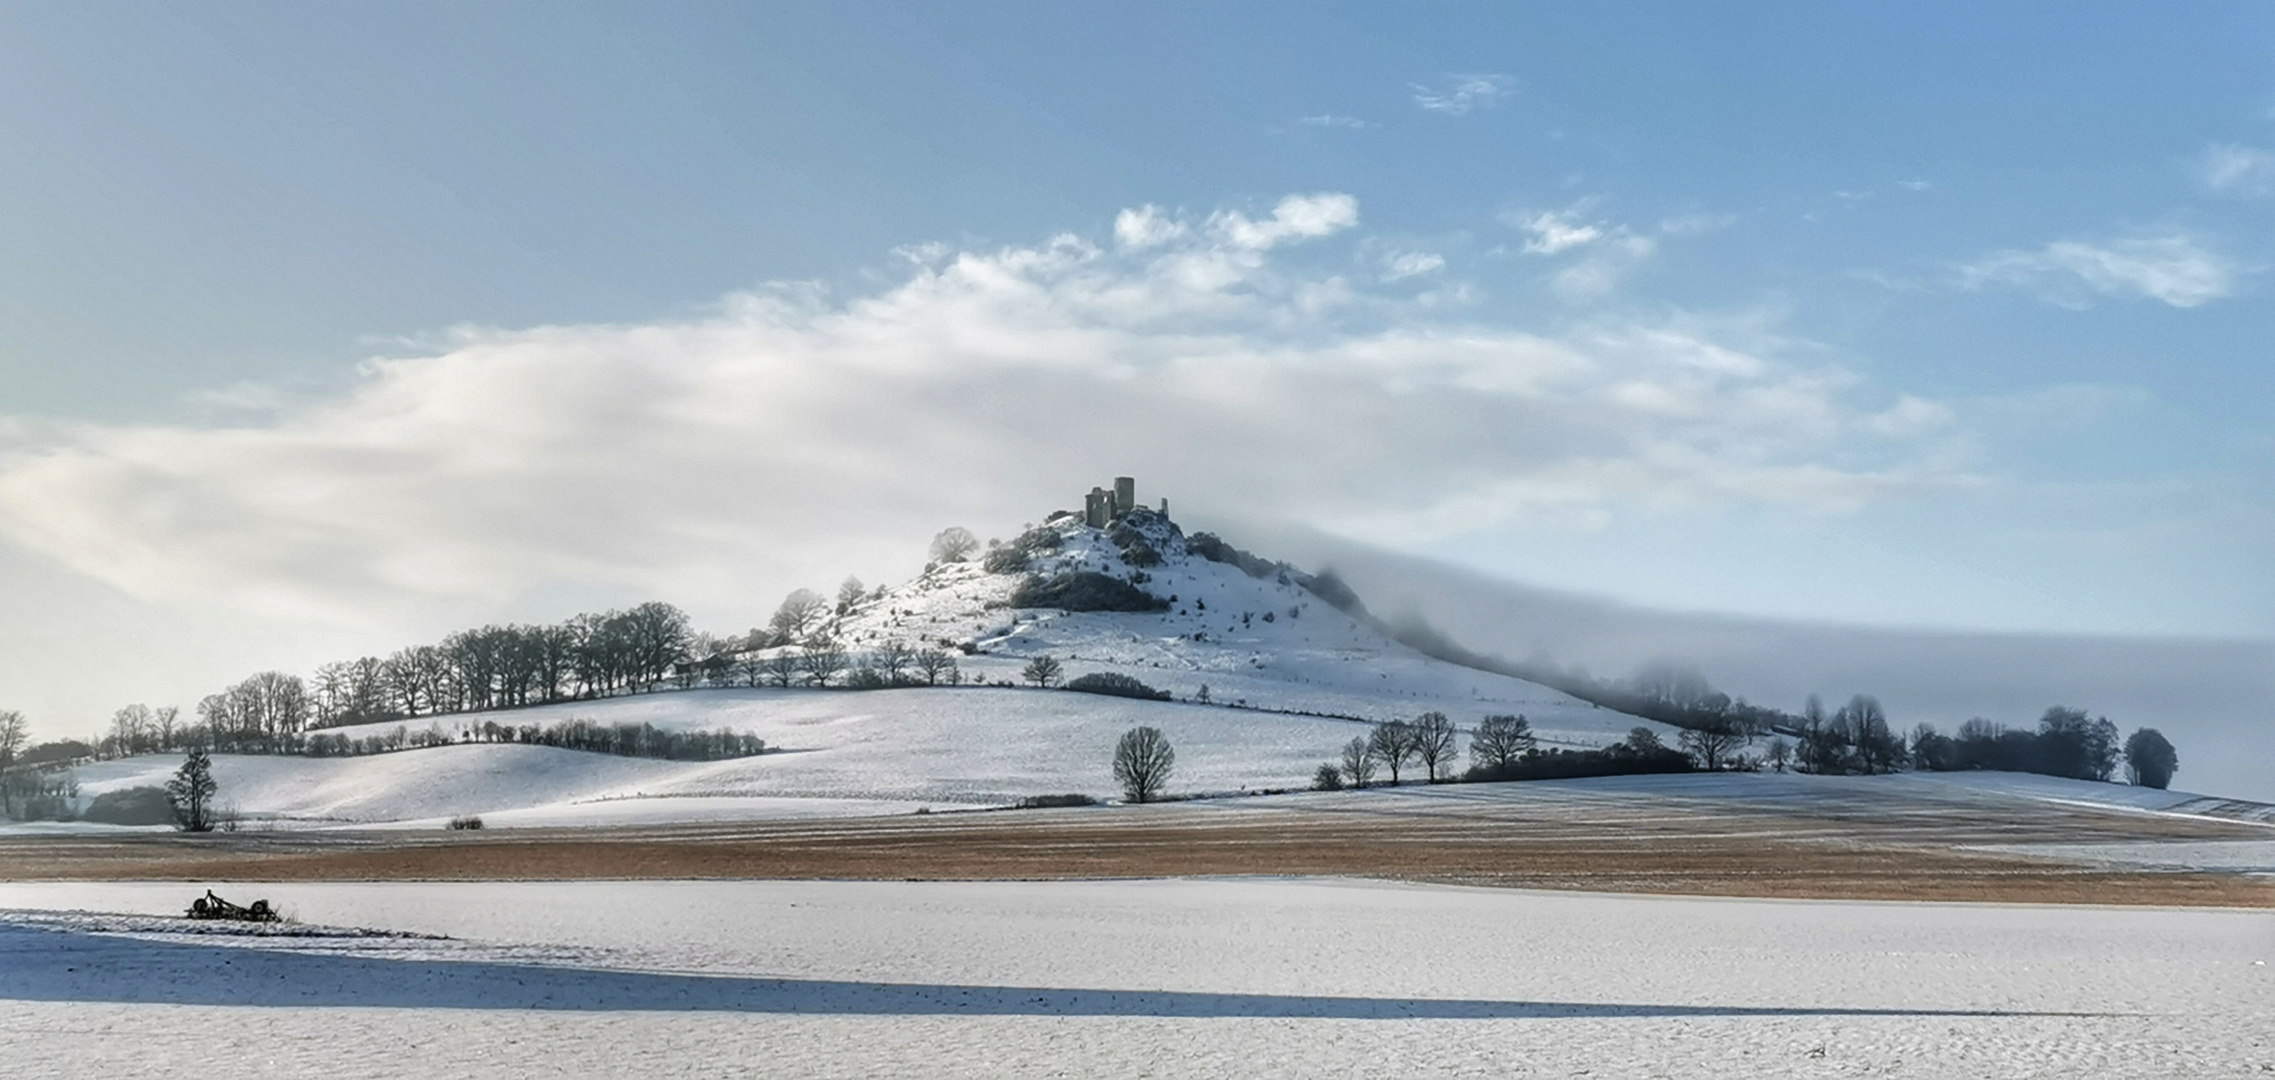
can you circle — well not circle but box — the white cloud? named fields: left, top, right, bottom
left=1959, top=234, right=2243, bottom=309
left=1517, top=209, right=1602, bottom=255
left=1381, top=251, right=1445, bottom=281
left=1412, top=74, right=1512, bottom=115
left=0, top=194, right=1965, bottom=623
left=1298, top=114, right=1372, bottom=130
left=2201, top=143, right=2275, bottom=196
left=1508, top=204, right=1660, bottom=303
left=1897, top=180, right=1934, bottom=192
left=1113, top=205, right=1186, bottom=249
left=1208, top=193, right=1360, bottom=251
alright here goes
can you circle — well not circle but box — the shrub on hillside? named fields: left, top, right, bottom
left=1016, top=793, right=1099, bottom=809
left=81, top=786, right=175, bottom=826
left=1010, top=572, right=1170, bottom=613
left=447, top=815, right=484, bottom=830
left=982, top=545, right=1031, bottom=574
left=984, top=526, right=1066, bottom=575
left=1064, top=672, right=1172, bottom=701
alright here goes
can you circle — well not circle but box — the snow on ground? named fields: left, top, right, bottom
left=1974, top=839, right=2275, bottom=874
left=57, top=714, right=2268, bottom=835
left=1, top=878, right=2269, bottom=1077
left=67, top=687, right=1395, bottom=826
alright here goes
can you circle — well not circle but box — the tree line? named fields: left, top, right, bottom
left=1309, top=701, right=2180, bottom=792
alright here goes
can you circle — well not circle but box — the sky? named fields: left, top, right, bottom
left=0, top=3, right=2269, bottom=755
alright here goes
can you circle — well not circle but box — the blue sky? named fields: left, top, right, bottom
left=0, top=2, right=2269, bottom=731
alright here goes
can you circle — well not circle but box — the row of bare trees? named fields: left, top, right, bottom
left=79, top=602, right=708, bottom=756
left=308, top=601, right=697, bottom=727
left=1326, top=712, right=1510, bottom=789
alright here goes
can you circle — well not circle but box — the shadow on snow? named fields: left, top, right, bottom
left=0, top=925, right=2110, bottom=1020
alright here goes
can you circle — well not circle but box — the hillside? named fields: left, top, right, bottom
left=53, top=485, right=1697, bottom=828
left=820, top=499, right=1639, bottom=729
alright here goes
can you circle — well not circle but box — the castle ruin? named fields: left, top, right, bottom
left=1081, top=476, right=1166, bottom=528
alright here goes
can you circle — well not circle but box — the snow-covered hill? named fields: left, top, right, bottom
left=55, top=493, right=1695, bottom=827
left=821, top=504, right=1635, bottom=732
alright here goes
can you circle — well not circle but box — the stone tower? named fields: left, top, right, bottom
left=1082, top=477, right=1143, bottom=528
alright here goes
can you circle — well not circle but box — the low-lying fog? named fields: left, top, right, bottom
left=1243, top=524, right=2275, bottom=805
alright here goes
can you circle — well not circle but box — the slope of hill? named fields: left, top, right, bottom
left=51, top=494, right=1700, bottom=828
left=824, top=505, right=1638, bottom=731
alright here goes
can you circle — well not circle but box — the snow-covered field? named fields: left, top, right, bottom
left=1, top=878, right=2268, bottom=1077
left=57, top=679, right=1667, bottom=827
left=61, top=688, right=1376, bottom=826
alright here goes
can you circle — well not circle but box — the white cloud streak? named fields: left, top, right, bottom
left=1518, top=209, right=1602, bottom=255
left=2201, top=143, right=2275, bottom=196
left=1508, top=204, right=1662, bottom=303
left=0, top=194, right=1966, bottom=623
left=1381, top=251, right=1445, bottom=281
left=1412, top=74, right=1511, bottom=115
left=1958, top=234, right=2242, bottom=309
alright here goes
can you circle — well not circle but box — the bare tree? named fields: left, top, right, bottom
left=734, top=653, right=766, bottom=688
left=799, top=640, right=849, bottom=687
left=166, top=747, right=218, bottom=832
left=1469, top=714, right=1535, bottom=773
left=619, top=602, right=694, bottom=691
left=769, top=589, right=829, bottom=644
left=1112, top=725, right=1175, bottom=803
left=110, top=703, right=155, bottom=756
left=1022, top=655, right=1063, bottom=688
left=929, top=527, right=979, bottom=564
left=1678, top=720, right=1746, bottom=771
left=836, top=576, right=867, bottom=614
left=1765, top=736, right=1793, bottom=773
left=762, top=651, right=801, bottom=689
left=876, top=641, right=915, bottom=685
left=1368, top=720, right=1416, bottom=785
left=1837, top=694, right=1903, bottom=775
left=914, top=648, right=958, bottom=686
left=1411, top=712, right=1458, bottom=782
left=1339, top=735, right=1377, bottom=789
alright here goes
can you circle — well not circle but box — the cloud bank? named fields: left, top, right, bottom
left=0, top=194, right=1967, bottom=624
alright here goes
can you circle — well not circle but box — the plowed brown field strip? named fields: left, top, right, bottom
left=7, top=781, right=2271, bottom=905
